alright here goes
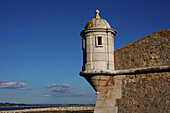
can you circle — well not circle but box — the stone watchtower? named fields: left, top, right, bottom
left=80, top=10, right=119, bottom=113
left=80, top=10, right=116, bottom=73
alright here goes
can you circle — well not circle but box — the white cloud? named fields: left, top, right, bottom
left=0, top=80, right=31, bottom=90
left=44, top=83, right=96, bottom=97
left=42, top=94, right=50, bottom=97
left=5, top=92, right=15, bottom=95
left=45, top=84, right=71, bottom=88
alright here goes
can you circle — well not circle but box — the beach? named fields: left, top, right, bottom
left=0, top=107, right=94, bottom=113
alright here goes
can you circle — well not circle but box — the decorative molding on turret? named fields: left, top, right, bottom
left=80, top=28, right=117, bottom=37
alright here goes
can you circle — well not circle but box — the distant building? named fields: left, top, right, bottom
left=80, top=10, right=170, bottom=113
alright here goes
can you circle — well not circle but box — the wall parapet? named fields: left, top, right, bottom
left=80, top=65, right=170, bottom=76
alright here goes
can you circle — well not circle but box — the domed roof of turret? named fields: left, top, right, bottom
left=85, top=10, right=111, bottom=29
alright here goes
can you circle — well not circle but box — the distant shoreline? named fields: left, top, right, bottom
left=0, top=105, right=40, bottom=108
left=0, top=104, right=95, bottom=108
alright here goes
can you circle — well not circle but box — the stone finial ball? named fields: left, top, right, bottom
left=96, top=10, right=100, bottom=14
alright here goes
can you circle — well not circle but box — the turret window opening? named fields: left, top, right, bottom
left=96, top=36, right=103, bottom=47
left=98, top=36, right=102, bottom=45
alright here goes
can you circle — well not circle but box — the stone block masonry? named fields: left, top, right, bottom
left=114, top=30, right=170, bottom=70
left=117, top=72, right=169, bottom=113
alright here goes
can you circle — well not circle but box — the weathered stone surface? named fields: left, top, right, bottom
left=92, top=75, right=125, bottom=113
left=84, top=10, right=111, bottom=29
left=117, top=72, right=170, bottom=113
left=114, top=30, right=170, bottom=70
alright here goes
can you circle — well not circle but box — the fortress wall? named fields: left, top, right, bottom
left=117, top=72, right=169, bottom=113
left=113, top=30, right=170, bottom=113
left=114, top=30, right=170, bottom=70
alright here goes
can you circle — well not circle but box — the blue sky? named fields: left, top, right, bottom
left=0, top=0, right=169, bottom=104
